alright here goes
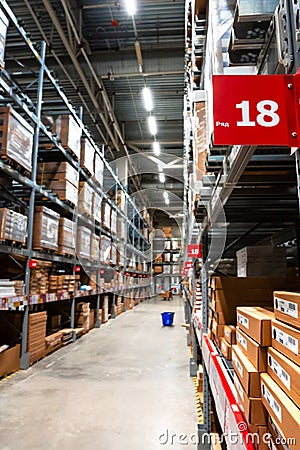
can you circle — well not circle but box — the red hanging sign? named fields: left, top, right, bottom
left=28, top=260, right=38, bottom=269
left=184, top=261, right=193, bottom=269
left=212, top=74, right=300, bottom=146
left=187, top=244, right=202, bottom=258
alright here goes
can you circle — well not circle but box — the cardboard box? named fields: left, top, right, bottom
left=274, top=291, right=300, bottom=330
left=0, top=344, right=20, bottom=378
left=261, top=373, right=300, bottom=444
left=220, top=337, right=232, bottom=360
left=80, top=137, right=94, bottom=175
left=236, top=307, right=274, bottom=346
left=267, top=346, right=300, bottom=407
left=236, top=327, right=267, bottom=372
left=232, top=345, right=261, bottom=397
left=234, top=373, right=267, bottom=425
left=211, top=319, right=224, bottom=338
left=267, top=415, right=289, bottom=450
left=272, top=319, right=300, bottom=366
left=224, top=325, right=236, bottom=345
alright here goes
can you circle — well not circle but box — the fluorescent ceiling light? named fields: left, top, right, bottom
left=148, top=116, right=157, bottom=135
left=165, top=198, right=170, bottom=205
left=153, top=141, right=160, bottom=156
left=143, top=87, right=153, bottom=112
left=125, top=0, right=136, bottom=15
left=163, top=191, right=168, bottom=199
left=159, top=173, right=165, bottom=183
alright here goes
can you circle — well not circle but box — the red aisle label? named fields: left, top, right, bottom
left=212, top=74, right=299, bottom=146
left=187, top=244, right=202, bottom=258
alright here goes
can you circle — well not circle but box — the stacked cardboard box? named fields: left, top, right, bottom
left=78, top=182, right=93, bottom=217
left=115, top=296, right=123, bottom=316
left=110, top=209, right=117, bottom=235
left=80, top=137, right=94, bottom=175
left=30, top=260, right=52, bottom=295
left=54, top=114, right=81, bottom=160
left=0, top=106, right=34, bottom=172
left=32, top=206, right=60, bottom=251
left=236, top=246, right=286, bottom=278
left=58, top=217, right=75, bottom=256
left=88, top=310, right=95, bottom=330
left=75, top=302, right=90, bottom=333
left=92, top=192, right=102, bottom=223
left=101, top=236, right=111, bottom=264
left=102, top=201, right=111, bottom=230
left=14, top=280, right=25, bottom=296
left=90, top=233, right=100, bottom=262
left=102, top=296, right=109, bottom=322
left=126, top=296, right=132, bottom=310
left=45, top=331, right=62, bottom=355
left=220, top=325, right=236, bottom=360
left=259, top=291, right=300, bottom=445
left=208, top=277, right=300, bottom=348
left=232, top=307, right=274, bottom=446
left=76, top=226, right=91, bottom=260
left=0, top=208, right=27, bottom=244
left=116, top=189, right=126, bottom=212
left=0, top=344, right=20, bottom=378
left=28, top=312, right=47, bottom=365
left=93, top=151, right=104, bottom=186
left=60, top=329, right=73, bottom=346
left=37, top=161, right=78, bottom=206
left=49, top=275, right=76, bottom=294
left=162, top=226, right=172, bottom=238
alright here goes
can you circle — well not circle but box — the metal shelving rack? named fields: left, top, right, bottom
left=183, top=0, right=300, bottom=448
left=0, top=0, right=151, bottom=369
left=152, top=237, right=182, bottom=295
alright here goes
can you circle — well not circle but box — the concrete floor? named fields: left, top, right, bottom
left=0, top=296, right=198, bottom=450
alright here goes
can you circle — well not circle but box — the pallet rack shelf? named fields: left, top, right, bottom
left=0, top=1, right=151, bottom=371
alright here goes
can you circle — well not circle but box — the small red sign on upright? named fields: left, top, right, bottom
left=212, top=74, right=300, bottom=147
left=187, top=244, right=202, bottom=258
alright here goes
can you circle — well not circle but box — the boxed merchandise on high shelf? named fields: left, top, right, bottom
left=53, top=114, right=81, bottom=160
left=80, top=137, right=94, bottom=176
left=90, top=233, right=100, bottom=262
left=76, top=226, right=92, bottom=260
left=0, top=10, right=8, bottom=70
left=32, top=206, right=60, bottom=251
left=110, top=209, right=117, bottom=235
left=101, top=236, right=111, bottom=264
left=236, top=246, right=287, bottom=277
left=93, top=151, right=104, bottom=186
left=37, top=161, right=79, bottom=206
left=92, top=192, right=102, bottom=223
left=57, top=217, right=76, bottom=257
left=0, top=208, right=27, bottom=244
left=78, top=181, right=93, bottom=217
left=116, top=189, right=126, bottom=212
left=102, top=201, right=111, bottom=230
left=0, top=106, right=34, bottom=173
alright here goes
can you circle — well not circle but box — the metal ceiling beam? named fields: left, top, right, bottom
left=101, top=70, right=184, bottom=79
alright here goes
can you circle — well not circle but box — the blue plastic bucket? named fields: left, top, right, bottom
left=161, top=312, right=175, bottom=326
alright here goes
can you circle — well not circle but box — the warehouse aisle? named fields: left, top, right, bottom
left=0, top=297, right=198, bottom=450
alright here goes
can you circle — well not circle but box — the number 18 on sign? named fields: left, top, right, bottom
left=212, top=75, right=299, bottom=146
left=188, top=244, right=202, bottom=258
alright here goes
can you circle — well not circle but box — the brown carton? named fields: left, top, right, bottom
left=220, top=337, right=232, bottom=360
left=272, top=319, right=300, bottom=366
left=261, top=373, right=300, bottom=444
left=274, top=291, right=300, bottom=330
left=234, top=373, right=267, bottom=425
left=0, top=344, right=20, bottom=378
left=236, top=327, right=267, bottom=372
left=267, top=347, right=300, bottom=407
left=211, top=319, right=224, bottom=338
left=232, top=345, right=261, bottom=397
left=236, top=307, right=274, bottom=346
left=224, top=325, right=236, bottom=345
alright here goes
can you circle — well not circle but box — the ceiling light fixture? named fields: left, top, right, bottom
left=159, top=173, right=165, bottom=183
left=163, top=191, right=168, bottom=199
left=148, top=116, right=157, bottom=135
left=125, top=0, right=136, bottom=15
left=153, top=141, right=160, bottom=156
left=143, top=87, right=153, bottom=112
left=165, top=197, right=170, bottom=205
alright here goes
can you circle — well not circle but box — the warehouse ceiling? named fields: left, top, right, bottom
left=5, top=0, right=191, bottom=222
